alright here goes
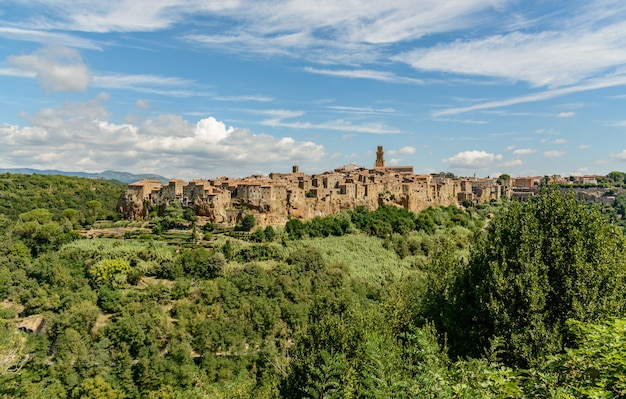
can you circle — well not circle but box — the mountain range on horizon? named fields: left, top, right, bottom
left=0, top=168, right=170, bottom=184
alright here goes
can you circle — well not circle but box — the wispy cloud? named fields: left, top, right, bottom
left=557, top=111, right=575, bottom=117
left=304, top=67, right=423, bottom=84
left=92, top=73, right=205, bottom=97
left=434, top=74, right=626, bottom=116
left=218, top=95, right=274, bottom=102
left=396, top=20, right=626, bottom=88
left=325, top=106, right=397, bottom=116
left=513, top=148, right=536, bottom=155
left=259, top=109, right=401, bottom=134
left=0, top=27, right=103, bottom=50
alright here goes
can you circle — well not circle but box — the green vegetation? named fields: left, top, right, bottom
left=0, top=173, right=125, bottom=223
left=426, top=186, right=626, bottom=367
left=2, top=174, right=626, bottom=398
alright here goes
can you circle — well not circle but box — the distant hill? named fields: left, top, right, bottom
left=0, top=168, right=170, bottom=184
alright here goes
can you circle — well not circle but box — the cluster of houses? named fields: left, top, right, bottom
left=117, top=146, right=607, bottom=227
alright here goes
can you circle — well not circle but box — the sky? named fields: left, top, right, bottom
left=1, top=0, right=626, bottom=180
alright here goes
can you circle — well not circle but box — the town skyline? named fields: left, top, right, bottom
left=2, top=1, right=626, bottom=180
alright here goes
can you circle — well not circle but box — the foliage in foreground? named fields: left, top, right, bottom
left=2, top=176, right=626, bottom=397
left=427, top=186, right=626, bottom=367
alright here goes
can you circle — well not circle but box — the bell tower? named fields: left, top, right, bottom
left=374, top=146, right=385, bottom=168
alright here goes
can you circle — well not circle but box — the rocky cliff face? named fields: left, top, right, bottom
left=117, top=185, right=458, bottom=227
left=117, top=192, right=151, bottom=220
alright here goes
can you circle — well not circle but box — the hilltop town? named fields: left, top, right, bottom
left=116, top=146, right=608, bottom=227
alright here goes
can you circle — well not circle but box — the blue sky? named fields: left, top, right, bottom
left=1, top=0, right=626, bottom=180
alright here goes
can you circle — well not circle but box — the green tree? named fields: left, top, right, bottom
left=527, top=318, right=626, bottom=397
left=72, top=375, right=125, bottom=399
left=264, top=225, right=276, bottom=241
left=429, top=186, right=626, bottom=367
left=161, top=202, right=184, bottom=229
left=89, top=259, right=131, bottom=286
left=496, top=173, right=511, bottom=185
left=236, top=214, right=255, bottom=231
left=608, top=171, right=626, bottom=184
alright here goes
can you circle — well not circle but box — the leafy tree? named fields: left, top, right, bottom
left=87, top=200, right=102, bottom=219
left=89, top=259, right=131, bottom=286
left=72, top=375, right=125, bottom=399
left=236, top=214, right=256, bottom=231
left=263, top=225, right=276, bottom=241
left=161, top=202, right=185, bottom=229
left=608, top=171, right=626, bottom=184
left=496, top=173, right=511, bottom=185
left=429, top=186, right=626, bottom=367
left=285, top=219, right=303, bottom=239
left=177, top=248, right=224, bottom=279
left=250, top=229, right=265, bottom=243
left=527, top=318, right=626, bottom=397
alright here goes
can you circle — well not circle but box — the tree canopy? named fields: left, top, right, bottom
left=428, top=186, right=626, bottom=367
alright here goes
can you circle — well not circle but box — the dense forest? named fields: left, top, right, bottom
left=2, top=173, right=626, bottom=398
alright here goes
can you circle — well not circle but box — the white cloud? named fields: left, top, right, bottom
left=388, top=146, right=417, bottom=156
left=259, top=109, right=401, bottom=134
left=442, top=150, right=503, bottom=169
left=610, top=120, right=626, bottom=127
left=544, top=150, right=566, bottom=158
left=0, top=94, right=326, bottom=179
left=136, top=99, right=150, bottom=109
left=92, top=73, right=203, bottom=97
left=8, top=45, right=91, bottom=91
left=398, top=146, right=416, bottom=155
left=182, top=1, right=502, bottom=64
left=553, top=138, right=567, bottom=144
left=614, top=150, right=626, bottom=161
left=512, top=148, right=535, bottom=155
left=0, top=27, right=102, bottom=50
left=194, top=117, right=234, bottom=144
left=397, top=20, right=626, bottom=88
left=503, top=159, right=523, bottom=167
left=557, top=111, right=575, bottom=117
left=579, top=144, right=591, bottom=149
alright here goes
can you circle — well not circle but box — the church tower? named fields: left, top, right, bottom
left=374, top=146, right=385, bottom=168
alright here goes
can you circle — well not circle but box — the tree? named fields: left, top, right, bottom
left=263, top=226, right=276, bottom=242
left=236, top=214, right=255, bottom=231
left=608, top=171, right=626, bottom=184
left=72, top=375, right=125, bottom=399
left=161, top=202, right=184, bottom=229
left=496, top=173, right=511, bottom=185
left=87, top=200, right=102, bottom=223
left=429, top=186, right=626, bottom=367
left=0, top=324, right=29, bottom=375
left=89, top=259, right=131, bottom=287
